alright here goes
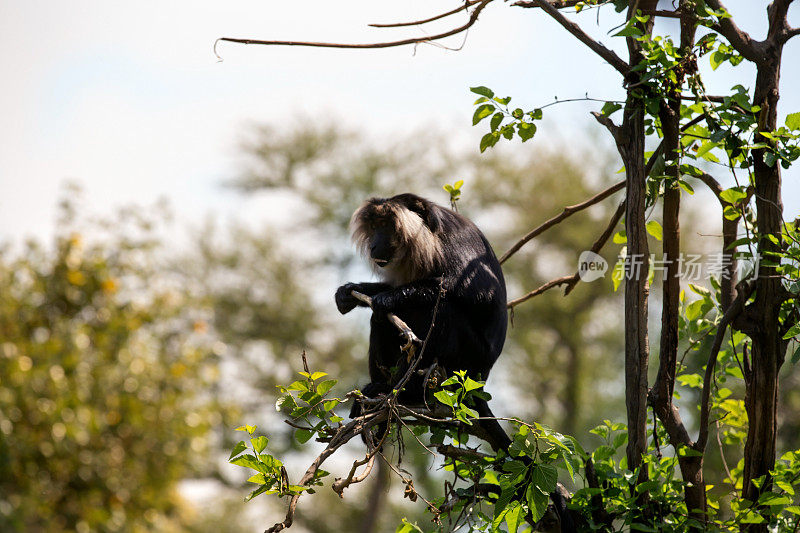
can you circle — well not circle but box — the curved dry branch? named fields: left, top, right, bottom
left=369, top=0, right=483, bottom=28
left=217, top=0, right=492, bottom=55
left=512, top=0, right=630, bottom=76
left=696, top=281, right=754, bottom=451
left=704, top=0, right=765, bottom=64
left=499, top=180, right=625, bottom=264
left=506, top=199, right=625, bottom=308
left=507, top=276, right=576, bottom=309
left=351, top=290, right=421, bottom=351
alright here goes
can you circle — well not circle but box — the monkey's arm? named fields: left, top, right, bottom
left=335, top=282, right=393, bottom=314
left=369, top=278, right=444, bottom=314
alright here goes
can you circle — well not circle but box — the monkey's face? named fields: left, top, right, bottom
left=368, top=222, right=396, bottom=267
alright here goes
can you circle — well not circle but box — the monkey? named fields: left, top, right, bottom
left=335, top=193, right=579, bottom=532
left=334, top=192, right=511, bottom=451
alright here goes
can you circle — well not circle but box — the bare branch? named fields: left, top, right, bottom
left=331, top=453, right=377, bottom=496
left=217, top=0, right=492, bottom=54
left=506, top=197, right=626, bottom=308
left=591, top=111, right=621, bottom=143
left=704, top=0, right=765, bottom=64
left=436, top=444, right=491, bottom=461
left=643, top=9, right=682, bottom=19
left=513, top=0, right=630, bottom=76
left=563, top=199, right=625, bottom=295
left=351, top=290, right=421, bottom=351
left=696, top=281, right=755, bottom=451
left=788, top=27, right=800, bottom=41
left=499, top=180, right=625, bottom=264
left=369, top=0, right=483, bottom=28
left=507, top=275, right=575, bottom=309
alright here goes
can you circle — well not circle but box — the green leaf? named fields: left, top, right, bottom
left=791, top=343, right=800, bottom=364
left=517, top=121, right=536, bottom=141
left=758, top=492, right=792, bottom=505
left=472, top=104, right=495, bottom=126
left=295, top=429, right=314, bottom=443
left=710, top=51, right=724, bottom=70
left=230, top=453, right=262, bottom=471
left=246, top=473, right=267, bottom=484
left=723, top=205, right=741, bottom=220
left=316, top=379, right=337, bottom=395
left=309, top=371, right=327, bottom=380
left=646, top=220, right=663, bottom=241
left=786, top=112, right=800, bottom=131
left=490, top=112, right=504, bottom=132
left=526, top=483, right=550, bottom=522
left=720, top=187, right=748, bottom=205
left=695, top=141, right=719, bottom=159
left=783, top=322, right=800, bottom=340
left=504, top=502, right=523, bottom=533
left=677, top=373, right=703, bottom=388
left=532, top=464, right=558, bottom=494
left=601, top=101, right=622, bottom=116
left=470, top=86, right=494, bottom=98
left=434, top=390, right=455, bottom=407
left=395, top=519, right=424, bottom=533
left=463, top=377, right=484, bottom=392
left=251, top=436, right=268, bottom=454
left=229, top=440, right=248, bottom=460
left=614, top=24, right=643, bottom=37
left=244, top=484, right=271, bottom=502
left=454, top=179, right=464, bottom=189
left=479, top=131, right=500, bottom=152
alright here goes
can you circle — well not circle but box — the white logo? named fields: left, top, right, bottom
left=578, top=251, right=608, bottom=282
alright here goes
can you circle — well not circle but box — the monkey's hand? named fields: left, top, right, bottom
left=335, top=283, right=367, bottom=314
left=369, top=291, right=396, bottom=316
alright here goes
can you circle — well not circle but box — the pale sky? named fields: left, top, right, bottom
left=1, top=1, right=798, bottom=243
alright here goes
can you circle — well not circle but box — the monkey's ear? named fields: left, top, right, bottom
left=397, top=194, right=441, bottom=233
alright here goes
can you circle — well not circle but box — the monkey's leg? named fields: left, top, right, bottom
left=472, top=398, right=512, bottom=452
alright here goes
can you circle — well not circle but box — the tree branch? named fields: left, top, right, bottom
left=499, top=179, right=625, bottom=264
left=704, top=0, right=765, bottom=64
left=217, top=0, right=492, bottom=54
left=591, top=111, right=621, bottom=143
left=696, top=281, right=755, bottom=451
left=369, top=0, right=483, bottom=28
left=507, top=198, right=626, bottom=308
left=512, top=0, right=630, bottom=76
left=507, top=275, right=576, bottom=309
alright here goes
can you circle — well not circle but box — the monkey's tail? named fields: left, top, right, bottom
left=472, top=399, right=578, bottom=533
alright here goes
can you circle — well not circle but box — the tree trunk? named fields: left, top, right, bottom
left=619, top=0, right=658, bottom=483
left=741, top=49, right=785, bottom=530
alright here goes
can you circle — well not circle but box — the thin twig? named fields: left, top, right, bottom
left=704, top=0, right=765, bottom=64
left=512, top=0, right=630, bottom=76
left=696, top=281, right=754, bottom=451
left=216, top=0, right=492, bottom=57
left=369, top=0, right=483, bottom=28
left=500, top=180, right=625, bottom=264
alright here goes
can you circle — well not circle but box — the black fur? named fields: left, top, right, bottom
left=336, top=193, right=509, bottom=450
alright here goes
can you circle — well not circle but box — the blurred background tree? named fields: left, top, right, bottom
left=0, top=195, right=233, bottom=532
left=1, top=122, right=633, bottom=531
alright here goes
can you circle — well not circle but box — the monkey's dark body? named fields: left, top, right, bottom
left=336, top=193, right=509, bottom=449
